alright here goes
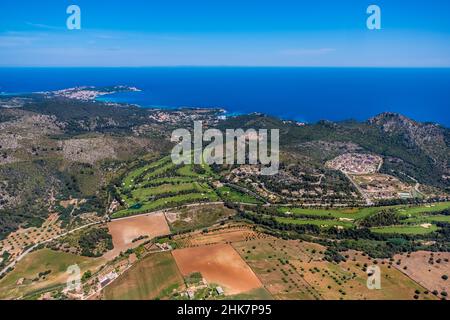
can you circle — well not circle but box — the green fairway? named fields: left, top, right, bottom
left=397, top=202, right=450, bottom=217
left=279, top=202, right=450, bottom=221
left=217, top=186, right=262, bottom=204
left=113, top=192, right=219, bottom=218
left=131, top=182, right=202, bottom=199
left=370, top=224, right=439, bottom=235
left=0, top=249, right=102, bottom=299
left=114, top=156, right=221, bottom=218
left=275, top=217, right=354, bottom=229
left=404, top=214, right=450, bottom=224
left=223, top=287, right=273, bottom=300
left=278, top=206, right=387, bottom=220
left=144, top=177, right=196, bottom=186
left=122, top=157, right=171, bottom=189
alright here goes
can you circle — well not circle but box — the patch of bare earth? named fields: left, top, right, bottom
left=394, top=251, right=450, bottom=297
left=104, top=213, right=170, bottom=260
left=172, top=243, right=263, bottom=295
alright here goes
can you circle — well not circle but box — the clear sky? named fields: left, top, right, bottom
left=1, top=0, right=450, bottom=67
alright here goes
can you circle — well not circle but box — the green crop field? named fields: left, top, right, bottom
left=278, top=206, right=388, bottom=220
left=104, top=252, right=184, bottom=300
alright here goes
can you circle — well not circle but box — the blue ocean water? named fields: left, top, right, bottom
left=0, top=67, right=449, bottom=126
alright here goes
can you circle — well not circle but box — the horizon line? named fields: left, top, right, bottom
left=1, top=65, right=450, bottom=69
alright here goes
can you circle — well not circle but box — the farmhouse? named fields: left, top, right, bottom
left=99, top=272, right=118, bottom=287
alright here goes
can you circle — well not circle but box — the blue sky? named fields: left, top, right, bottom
left=1, top=0, right=450, bottom=67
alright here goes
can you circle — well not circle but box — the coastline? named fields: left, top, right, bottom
left=1, top=66, right=450, bottom=127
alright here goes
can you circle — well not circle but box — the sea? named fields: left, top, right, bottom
left=0, top=67, right=449, bottom=127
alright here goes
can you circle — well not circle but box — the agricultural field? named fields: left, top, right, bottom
left=165, top=203, right=236, bottom=233
left=3, top=78, right=450, bottom=303
left=103, top=251, right=185, bottom=300
left=233, top=238, right=434, bottom=300
left=104, top=212, right=170, bottom=259
left=99, top=226, right=443, bottom=301
left=0, top=213, right=63, bottom=261
left=172, top=244, right=264, bottom=296
left=2, top=152, right=449, bottom=300
left=393, top=251, right=450, bottom=299
left=276, top=202, right=450, bottom=235
left=298, top=250, right=434, bottom=300
left=0, top=248, right=103, bottom=300
left=232, top=237, right=325, bottom=300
